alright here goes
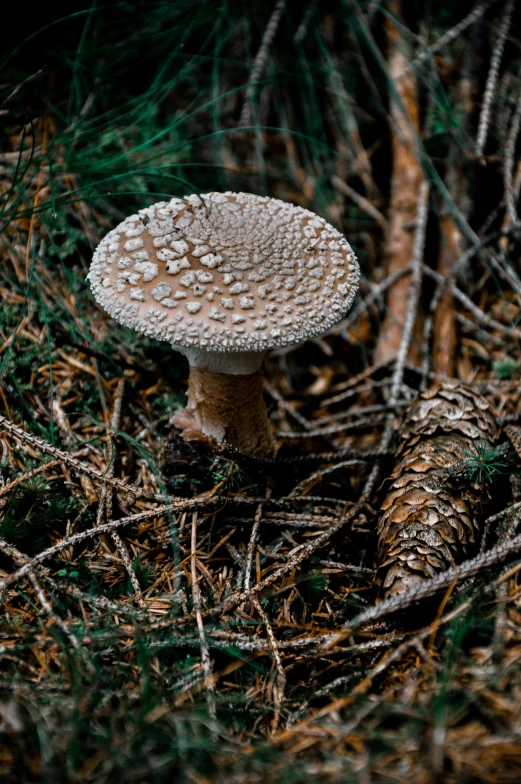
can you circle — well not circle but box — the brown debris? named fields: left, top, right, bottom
left=2, top=4, right=521, bottom=779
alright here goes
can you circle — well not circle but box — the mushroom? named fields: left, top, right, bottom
left=88, top=192, right=359, bottom=455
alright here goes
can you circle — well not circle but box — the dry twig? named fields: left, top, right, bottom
left=238, top=0, right=286, bottom=127
left=475, top=0, right=514, bottom=159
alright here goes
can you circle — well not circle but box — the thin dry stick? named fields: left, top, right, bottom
left=191, top=511, right=216, bottom=719
left=331, top=176, right=388, bottom=230
left=0, top=438, right=7, bottom=465
left=0, top=316, right=30, bottom=356
left=252, top=596, right=286, bottom=734
left=326, top=58, right=378, bottom=197
left=319, top=400, right=385, bottom=421
left=290, top=459, right=367, bottom=496
left=51, top=399, right=75, bottom=448
left=318, top=380, right=404, bottom=409
left=500, top=160, right=521, bottom=249
left=316, top=400, right=407, bottom=425
left=279, top=413, right=387, bottom=439
left=244, top=498, right=268, bottom=591
left=24, top=116, right=49, bottom=283
left=97, top=379, right=145, bottom=607
left=475, top=0, right=514, bottom=159
left=0, top=415, right=163, bottom=501
left=362, top=182, right=429, bottom=500
left=492, top=249, right=521, bottom=306
left=367, top=0, right=383, bottom=17
left=238, top=0, right=286, bottom=127
left=493, top=580, right=509, bottom=659
left=423, top=265, right=521, bottom=339
left=410, top=1, right=495, bottom=69
left=46, top=577, right=131, bottom=615
left=481, top=251, right=521, bottom=306
left=294, top=0, right=319, bottom=45
left=330, top=266, right=412, bottom=335
left=28, top=574, right=85, bottom=653
left=495, top=68, right=515, bottom=146
left=264, top=382, right=313, bottom=430
left=206, top=630, right=404, bottom=656
left=0, top=612, right=437, bottom=658
left=504, top=88, right=521, bottom=226
left=456, top=311, right=514, bottom=350
left=492, top=511, right=521, bottom=657
left=105, top=378, right=125, bottom=523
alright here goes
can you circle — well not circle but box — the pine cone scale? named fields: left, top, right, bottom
left=376, top=383, right=500, bottom=599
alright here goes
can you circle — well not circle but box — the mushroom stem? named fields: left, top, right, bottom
left=171, top=367, right=274, bottom=456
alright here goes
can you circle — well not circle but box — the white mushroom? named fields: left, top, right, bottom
left=87, top=191, right=360, bottom=455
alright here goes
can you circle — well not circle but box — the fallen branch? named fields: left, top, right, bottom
left=238, top=0, right=286, bottom=127
left=475, top=0, right=514, bottom=159
left=373, top=0, right=424, bottom=365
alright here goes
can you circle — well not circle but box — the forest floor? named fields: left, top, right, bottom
left=1, top=1, right=521, bottom=782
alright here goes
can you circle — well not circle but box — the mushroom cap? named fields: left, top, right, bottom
left=88, top=192, right=359, bottom=353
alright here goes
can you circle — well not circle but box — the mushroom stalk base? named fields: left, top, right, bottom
left=171, top=367, right=274, bottom=456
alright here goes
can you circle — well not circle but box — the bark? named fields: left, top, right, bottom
left=373, top=1, right=423, bottom=365
left=433, top=216, right=460, bottom=377
left=171, top=367, right=274, bottom=456
left=433, top=76, right=474, bottom=377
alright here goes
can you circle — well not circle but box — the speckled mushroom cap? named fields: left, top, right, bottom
left=88, top=192, right=359, bottom=355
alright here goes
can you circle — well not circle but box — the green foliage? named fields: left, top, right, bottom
left=306, top=569, right=329, bottom=595
left=462, top=441, right=506, bottom=485
left=429, top=96, right=466, bottom=138
left=150, top=390, right=186, bottom=417
left=56, top=568, right=80, bottom=580
left=0, top=475, right=76, bottom=554
left=126, top=556, right=156, bottom=594
left=0, top=304, right=21, bottom=330
left=209, top=456, right=255, bottom=492
left=493, top=356, right=521, bottom=380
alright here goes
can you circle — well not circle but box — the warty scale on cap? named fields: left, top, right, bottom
left=87, top=192, right=360, bottom=352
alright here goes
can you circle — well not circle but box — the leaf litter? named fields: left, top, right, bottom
left=0, top=1, right=521, bottom=781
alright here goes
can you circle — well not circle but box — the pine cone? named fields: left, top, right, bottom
left=376, top=383, right=500, bottom=600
